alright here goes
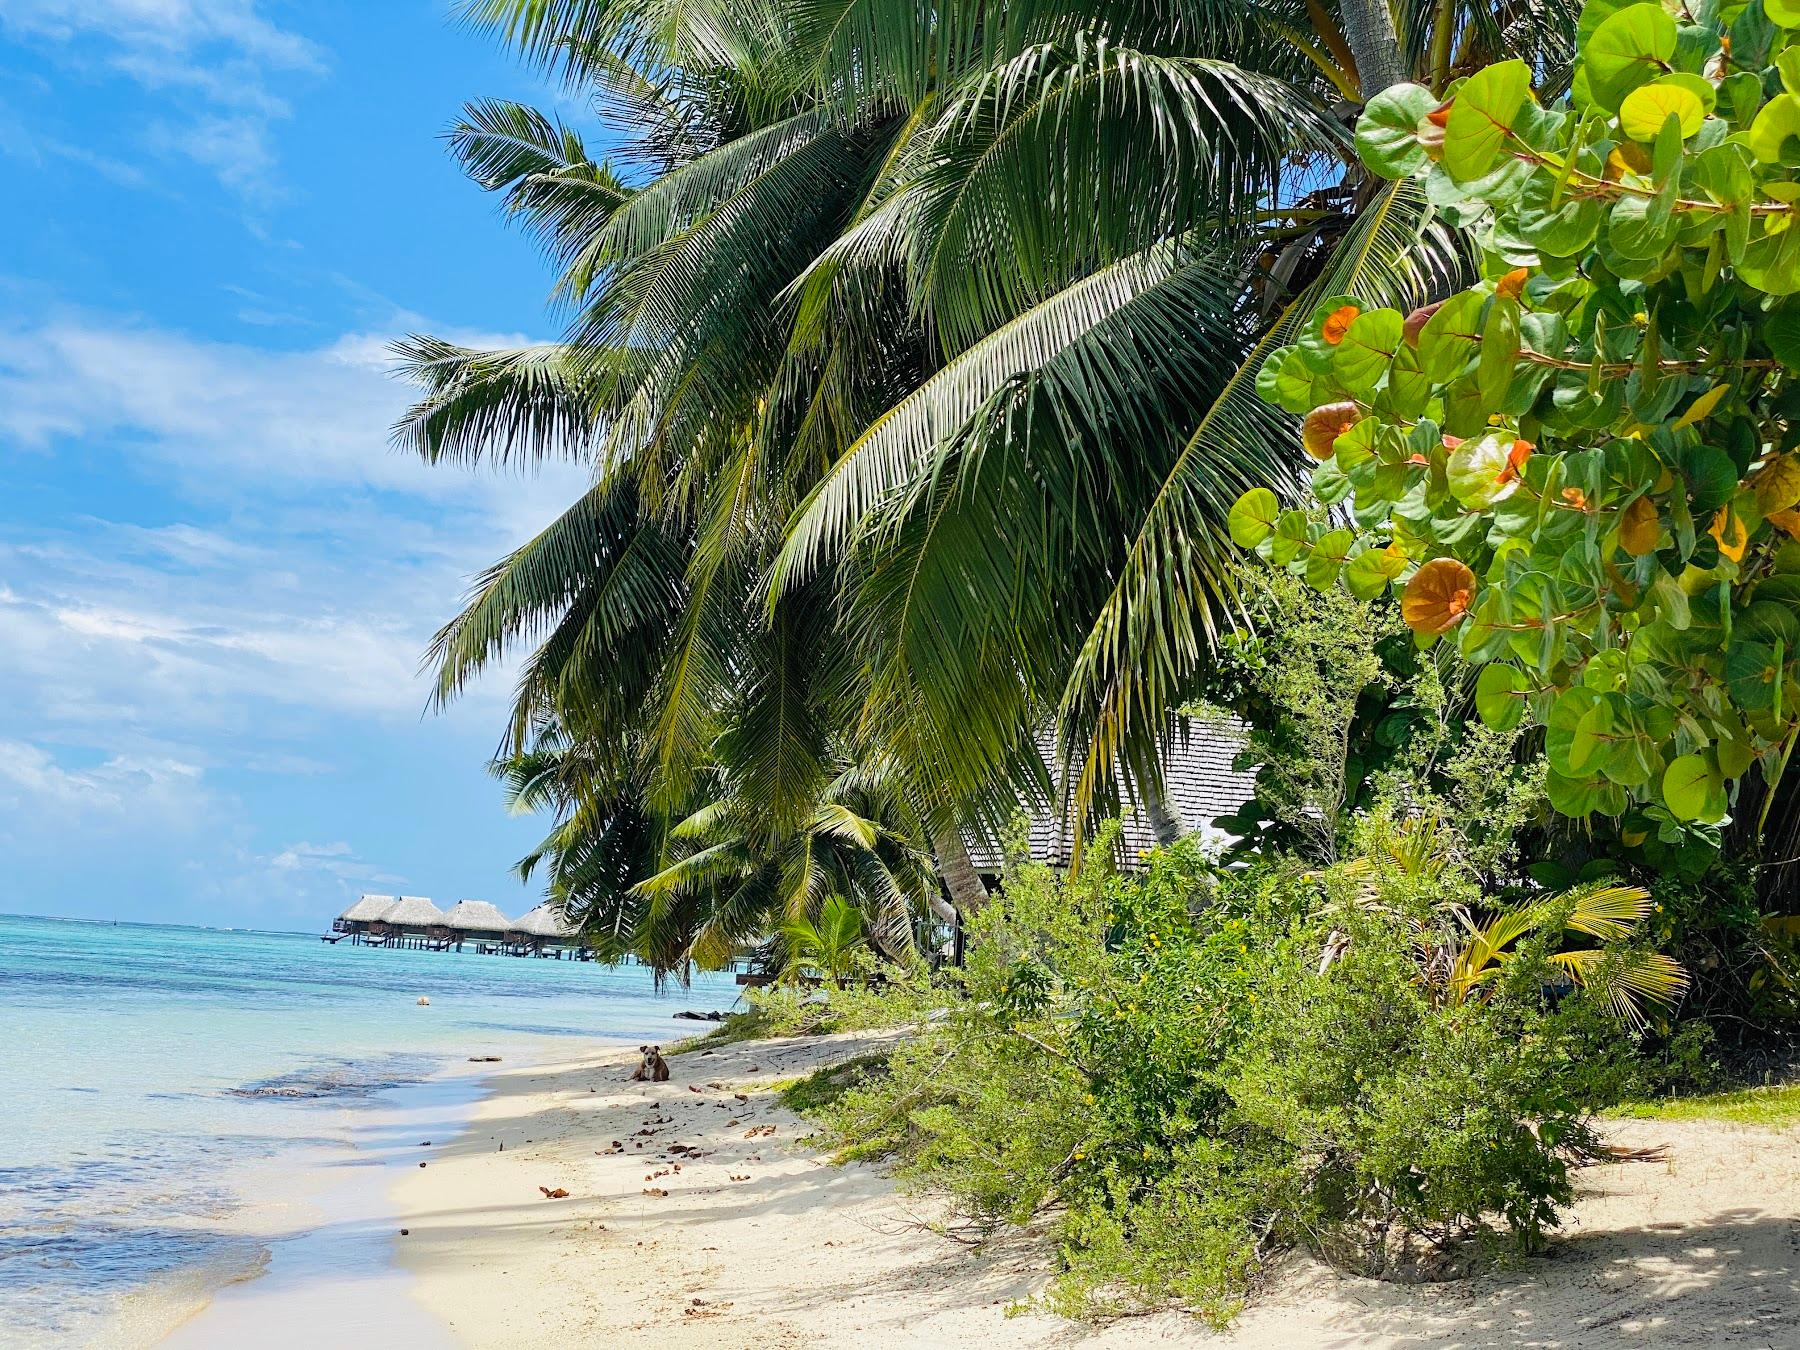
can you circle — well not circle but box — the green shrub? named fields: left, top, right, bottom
left=805, top=837, right=1653, bottom=1325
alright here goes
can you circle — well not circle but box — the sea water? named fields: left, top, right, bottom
left=0, top=913, right=741, bottom=1346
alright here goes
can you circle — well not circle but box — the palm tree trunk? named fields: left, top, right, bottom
left=1338, top=0, right=1406, bottom=98
left=1144, top=779, right=1184, bottom=847
left=930, top=822, right=989, bottom=918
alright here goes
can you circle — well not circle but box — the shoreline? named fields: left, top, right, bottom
left=154, top=1063, right=496, bottom=1349
left=135, top=1040, right=631, bottom=1348
left=385, top=1029, right=1800, bottom=1348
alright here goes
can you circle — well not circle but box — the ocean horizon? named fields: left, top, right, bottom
left=0, top=911, right=742, bottom=1347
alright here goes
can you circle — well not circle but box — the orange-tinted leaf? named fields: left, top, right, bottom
left=1619, top=495, right=1661, bottom=555
left=1427, top=100, right=1454, bottom=128
left=1710, top=506, right=1749, bottom=561
left=1753, top=453, right=1800, bottom=514
left=1606, top=142, right=1652, bottom=180
left=1496, top=268, right=1530, bottom=300
left=1768, top=507, right=1800, bottom=538
left=1402, top=558, right=1479, bottom=635
left=1497, top=438, right=1533, bottom=485
left=1561, top=486, right=1590, bottom=510
left=1322, top=305, right=1360, bottom=345
left=1301, top=401, right=1361, bottom=460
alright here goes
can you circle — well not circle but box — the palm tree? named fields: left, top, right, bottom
left=404, top=0, right=1580, bottom=962
left=780, top=894, right=871, bottom=988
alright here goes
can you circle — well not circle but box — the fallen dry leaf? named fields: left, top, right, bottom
left=643, top=1187, right=668, bottom=1197
left=539, top=1186, right=570, bottom=1200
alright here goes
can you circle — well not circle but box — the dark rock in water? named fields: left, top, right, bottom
left=672, top=1010, right=726, bottom=1022
left=467, top=1055, right=502, bottom=1062
left=400, top=1228, right=410, bottom=1236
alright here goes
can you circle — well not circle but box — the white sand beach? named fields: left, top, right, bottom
left=390, top=1031, right=1800, bottom=1348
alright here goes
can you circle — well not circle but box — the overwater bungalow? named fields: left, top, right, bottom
left=506, top=902, right=581, bottom=957
left=383, top=896, right=450, bottom=949
left=332, top=894, right=398, bottom=938
left=441, top=899, right=514, bottom=952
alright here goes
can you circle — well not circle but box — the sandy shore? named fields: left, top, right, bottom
left=392, top=1031, right=1800, bottom=1348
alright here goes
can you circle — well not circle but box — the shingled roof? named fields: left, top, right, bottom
left=963, top=719, right=1257, bottom=872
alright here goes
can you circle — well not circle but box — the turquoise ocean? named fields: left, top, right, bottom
left=0, top=913, right=741, bottom=1346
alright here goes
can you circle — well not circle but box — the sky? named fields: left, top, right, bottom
left=0, top=0, right=603, bottom=929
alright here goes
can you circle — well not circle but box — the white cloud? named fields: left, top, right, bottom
left=0, top=0, right=324, bottom=199
left=0, top=314, right=585, bottom=741
left=270, top=839, right=404, bottom=886
left=0, top=736, right=209, bottom=820
left=0, top=0, right=322, bottom=70
left=0, top=317, right=580, bottom=503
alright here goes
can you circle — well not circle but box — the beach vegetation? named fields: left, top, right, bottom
left=1229, top=2, right=1800, bottom=853
left=779, top=894, right=871, bottom=988
left=1610, top=1081, right=1800, bottom=1129
left=799, top=829, right=1671, bottom=1323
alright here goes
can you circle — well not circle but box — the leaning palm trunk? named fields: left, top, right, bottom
left=1338, top=0, right=1407, bottom=97
left=1143, top=779, right=1184, bottom=846
left=930, top=823, right=989, bottom=918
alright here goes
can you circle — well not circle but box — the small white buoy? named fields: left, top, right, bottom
left=417, top=996, right=430, bottom=1006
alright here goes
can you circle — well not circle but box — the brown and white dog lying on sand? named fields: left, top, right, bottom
left=630, top=1045, right=671, bottom=1082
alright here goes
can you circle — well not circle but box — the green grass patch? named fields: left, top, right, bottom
left=1609, top=1083, right=1800, bottom=1128
left=778, top=1053, right=890, bottom=1115
left=668, top=1011, right=766, bottom=1055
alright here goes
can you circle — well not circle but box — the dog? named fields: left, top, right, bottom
left=630, top=1044, right=671, bottom=1082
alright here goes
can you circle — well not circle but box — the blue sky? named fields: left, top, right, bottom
left=0, top=1, right=599, bottom=929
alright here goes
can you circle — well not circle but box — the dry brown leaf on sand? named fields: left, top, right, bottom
left=1605, top=1143, right=1670, bottom=1163
left=643, top=1187, right=668, bottom=1197
left=539, top=1186, right=570, bottom=1199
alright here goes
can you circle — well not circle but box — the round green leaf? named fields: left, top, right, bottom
left=1618, top=79, right=1705, bottom=140
left=1268, top=509, right=1311, bottom=565
left=1604, top=732, right=1657, bottom=787
left=1584, top=4, right=1678, bottom=113
left=1727, top=638, right=1781, bottom=710
left=1546, top=686, right=1602, bottom=776
left=1343, top=545, right=1408, bottom=600
left=1569, top=697, right=1616, bottom=774
left=1227, top=488, right=1280, bottom=548
left=1662, top=752, right=1720, bottom=821
left=1448, top=432, right=1525, bottom=509
left=1474, top=662, right=1529, bottom=730
left=1417, top=291, right=1485, bottom=382
left=1335, top=309, right=1405, bottom=398
left=1748, top=93, right=1800, bottom=165
left=1357, top=83, right=1439, bottom=179
left=1546, top=769, right=1606, bottom=817
left=1766, top=308, right=1800, bottom=366
left=1305, top=528, right=1356, bottom=590
left=1443, top=60, right=1535, bottom=180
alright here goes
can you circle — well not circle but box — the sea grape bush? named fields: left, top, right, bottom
left=1230, top=0, right=1800, bottom=828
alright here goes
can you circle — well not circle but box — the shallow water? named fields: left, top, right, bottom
left=0, top=913, right=740, bottom=1346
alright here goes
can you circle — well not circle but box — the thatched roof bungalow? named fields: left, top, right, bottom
left=512, top=903, right=579, bottom=944
left=384, top=896, right=446, bottom=930
left=335, top=894, right=398, bottom=932
left=441, top=900, right=514, bottom=938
